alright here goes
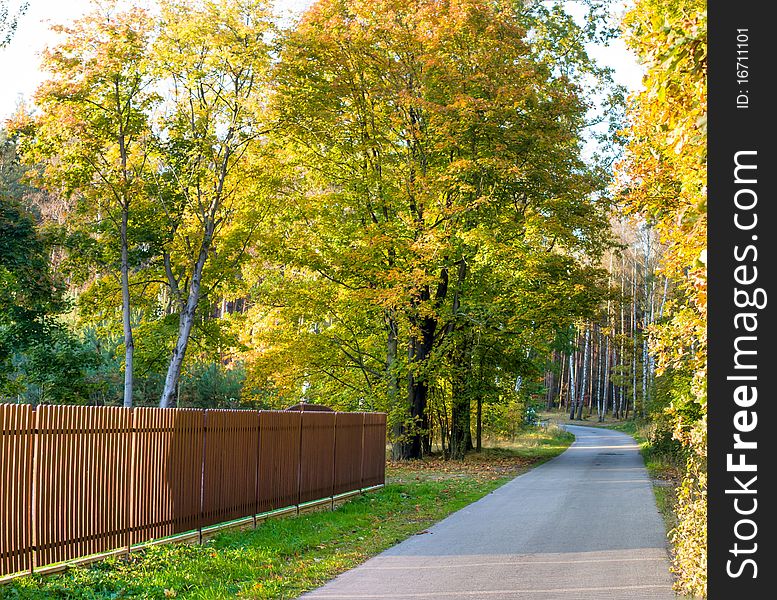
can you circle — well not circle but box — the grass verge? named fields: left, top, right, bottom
left=2, top=426, right=573, bottom=600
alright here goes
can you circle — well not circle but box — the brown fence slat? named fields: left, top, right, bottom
left=299, top=412, right=336, bottom=504
left=332, top=412, right=364, bottom=496
left=201, top=410, right=260, bottom=527
left=33, top=405, right=132, bottom=567
left=257, top=411, right=301, bottom=512
left=361, top=413, right=386, bottom=488
left=131, top=408, right=204, bottom=544
left=0, top=404, right=33, bottom=577
left=1, top=405, right=385, bottom=579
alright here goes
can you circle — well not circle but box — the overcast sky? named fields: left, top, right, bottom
left=0, top=0, right=643, bottom=121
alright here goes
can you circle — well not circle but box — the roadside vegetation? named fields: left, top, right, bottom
left=1, top=0, right=706, bottom=596
left=1, top=426, right=572, bottom=599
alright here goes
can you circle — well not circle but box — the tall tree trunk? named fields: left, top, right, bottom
left=545, top=359, right=557, bottom=411
left=616, top=253, right=626, bottom=419
left=568, top=350, right=576, bottom=420
left=600, top=253, right=613, bottom=422
left=386, top=312, right=398, bottom=399
left=450, top=335, right=472, bottom=460
left=422, top=410, right=432, bottom=455
left=595, top=327, right=603, bottom=421
left=476, top=395, right=482, bottom=452
left=116, top=113, right=134, bottom=410
left=159, top=223, right=214, bottom=408
left=603, top=328, right=611, bottom=422
left=586, top=331, right=596, bottom=416
left=120, top=203, right=134, bottom=409
left=394, top=309, right=437, bottom=459
left=437, top=398, right=448, bottom=457
left=629, top=257, right=637, bottom=419
left=643, top=242, right=649, bottom=414
left=576, top=327, right=589, bottom=421
left=387, top=311, right=406, bottom=460
left=400, top=374, right=428, bottom=459
left=557, top=351, right=567, bottom=411
left=642, top=334, right=649, bottom=416
left=449, top=399, right=470, bottom=459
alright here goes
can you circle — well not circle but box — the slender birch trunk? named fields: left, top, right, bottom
left=117, top=119, right=134, bottom=409
left=120, top=206, right=134, bottom=409
left=641, top=232, right=652, bottom=416
left=600, top=253, right=614, bottom=421
left=160, top=222, right=214, bottom=408
left=568, top=349, right=576, bottom=420
left=628, top=257, right=637, bottom=419
left=576, top=327, right=589, bottom=420
left=616, top=253, right=626, bottom=418
left=596, top=327, right=604, bottom=421
left=557, top=352, right=566, bottom=410
left=602, top=335, right=608, bottom=415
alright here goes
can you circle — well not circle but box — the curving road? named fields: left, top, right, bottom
left=301, top=425, right=675, bottom=600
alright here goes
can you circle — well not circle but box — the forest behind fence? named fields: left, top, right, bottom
left=0, top=404, right=387, bottom=579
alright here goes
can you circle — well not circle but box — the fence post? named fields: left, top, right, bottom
left=296, top=411, right=303, bottom=515
left=254, top=410, right=261, bottom=528
left=29, top=405, right=37, bottom=577
left=199, top=410, right=206, bottom=545
left=359, top=412, right=366, bottom=490
left=127, top=406, right=134, bottom=557
left=330, top=413, right=337, bottom=510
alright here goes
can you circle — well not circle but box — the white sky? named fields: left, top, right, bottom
left=0, top=0, right=643, bottom=121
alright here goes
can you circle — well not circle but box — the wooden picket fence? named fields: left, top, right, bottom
left=0, top=405, right=386, bottom=580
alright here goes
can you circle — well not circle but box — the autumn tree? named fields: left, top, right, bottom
left=263, top=0, right=612, bottom=458
left=15, top=3, right=156, bottom=408
left=13, top=0, right=275, bottom=409
left=620, top=0, right=707, bottom=595
left=152, top=0, right=274, bottom=408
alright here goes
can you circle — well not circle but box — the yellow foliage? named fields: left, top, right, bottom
left=620, top=0, right=707, bottom=596
left=669, top=434, right=707, bottom=597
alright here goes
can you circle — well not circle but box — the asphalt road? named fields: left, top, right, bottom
left=301, top=424, right=676, bottom=600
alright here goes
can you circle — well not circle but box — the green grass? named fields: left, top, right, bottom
left=2, top=426, right=573, bottom=600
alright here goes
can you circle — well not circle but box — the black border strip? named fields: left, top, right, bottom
left=708, top=1, right=774, bottom=597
